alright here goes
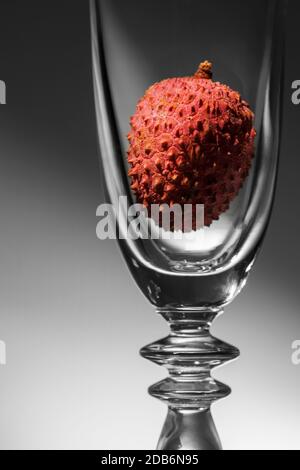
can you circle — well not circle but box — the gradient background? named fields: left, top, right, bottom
left=0, top=0, right=299, bottom=450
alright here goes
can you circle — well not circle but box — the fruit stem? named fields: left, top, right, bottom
left=195, top=61, right=213, bottom=79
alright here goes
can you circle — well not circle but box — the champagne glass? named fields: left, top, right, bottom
left=90, top=0, right=286, bottom=450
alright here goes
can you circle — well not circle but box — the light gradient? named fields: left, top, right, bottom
left=0, top=0, right=299, bottom=450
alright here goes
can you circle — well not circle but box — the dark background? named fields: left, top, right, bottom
left=0, top=0, right=299, bottom=449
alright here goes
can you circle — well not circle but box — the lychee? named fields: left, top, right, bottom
left=127, top=61, right=256, bottom=230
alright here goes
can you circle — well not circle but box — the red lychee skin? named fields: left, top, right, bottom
left=127, top=61, right=256, bottom=230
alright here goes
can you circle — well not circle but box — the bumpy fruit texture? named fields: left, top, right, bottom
left=127, top=61, right=256, bottom=230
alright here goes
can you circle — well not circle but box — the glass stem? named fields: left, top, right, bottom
left=157, top=408, right=221, bottom=451
left=140, top=309, right=239, bottom=450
